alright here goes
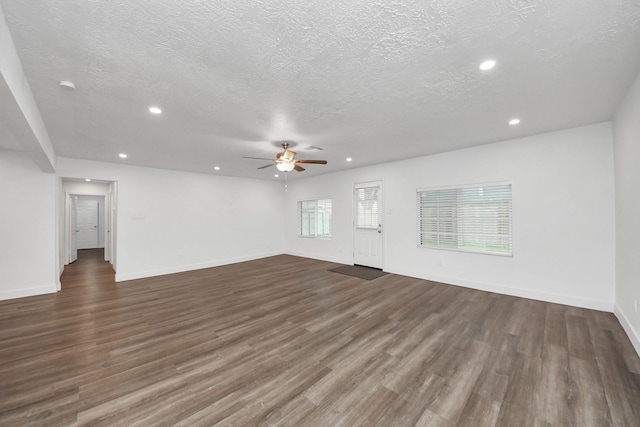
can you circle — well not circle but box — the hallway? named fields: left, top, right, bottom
left=61, top=249, right=115, bottom=291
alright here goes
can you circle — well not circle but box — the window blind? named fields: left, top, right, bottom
left=355, top=186, right=379, bottom=229
left=418, top=183, right=512, bottom=255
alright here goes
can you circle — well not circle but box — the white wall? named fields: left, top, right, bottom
left=286, top=123, right=616, bottom=311
left=0, top=150, right=58, bottom=299
left=109, top=181, right=118, bottom=271
left=62, top=181, right=111, bottom=196
left=56, top=158, right=286, bottom=281
left=54, top=175, right=61, bottom=289
left=613, top=71, right=640, bottom=355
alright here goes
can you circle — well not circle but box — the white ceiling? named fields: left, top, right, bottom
left=1, top=0, right=640, bottom=180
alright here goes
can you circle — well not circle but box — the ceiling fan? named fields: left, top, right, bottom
left=244, top=142, right=328, bottom=172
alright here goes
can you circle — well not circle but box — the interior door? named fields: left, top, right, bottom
left=69, top=195, right=78, bottom=263
left=76, top=199, right=99, bottom=249
left=353, top=181, right=383, bottom=269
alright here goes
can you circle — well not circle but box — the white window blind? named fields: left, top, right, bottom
left=355, top=186, right=379, bottom=229
left=418, top=183, right=512, bottom=255
left=299, top=199, right=332, bottom=237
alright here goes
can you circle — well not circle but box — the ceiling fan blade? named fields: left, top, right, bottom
left=296, top=159, right=327, bottom=164
left=243, top=156, right=274, bottom=160
left=257, top=163, right=273, bottom=169
left=294, top=164, right=305, bottom=172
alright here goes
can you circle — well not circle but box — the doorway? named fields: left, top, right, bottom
left=62, top=179, right=117, bottom=271
left=353, top=181, right=383, bottom=269
left=67, top=194, right=106, bottom=263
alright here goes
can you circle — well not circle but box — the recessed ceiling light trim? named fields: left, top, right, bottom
left=509, top=118, right=521, bottom=125
left=149, top=106, right=162, bottom=114
left=119, top=153, right=128, bottom=158
left=346, top=157, right=353, bottom=162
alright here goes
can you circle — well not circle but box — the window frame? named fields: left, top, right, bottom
left=298, top=197, right=332, bottom=239
left=417, top=182, right=513, bottom=256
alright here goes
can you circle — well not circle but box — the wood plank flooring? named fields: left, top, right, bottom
left=1, top=249, right=639, bottom=426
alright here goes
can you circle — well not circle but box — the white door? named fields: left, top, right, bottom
left=76, top=199, right=99, bottom=249
left=69, top=195, right=78, bottom=263
left=354, top=181, right=383, bottom=269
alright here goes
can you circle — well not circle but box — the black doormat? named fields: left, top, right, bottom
left=328, top=265, right=388, bottom=280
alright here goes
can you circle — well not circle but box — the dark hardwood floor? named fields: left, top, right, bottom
left=1, top=249, right=639, bottom=426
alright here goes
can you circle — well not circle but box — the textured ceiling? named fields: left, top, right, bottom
left=1, top=0, right=640, bottom=180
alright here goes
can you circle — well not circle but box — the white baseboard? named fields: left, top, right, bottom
left=285, top=251, right=352, bottom=266
left=384, top=267, right=615, bottom=313
left=116, top=254, right=614, bottom=313
left=114, top=251, right=284, bottom=282
left=284, top=255, right=614, bottom=312
left=0, top=285, right=57, bottom=301
left=614, top=304, right=640, bottom=358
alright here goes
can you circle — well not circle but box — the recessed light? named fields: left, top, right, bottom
left=274, top=174, right=279, bottom=178
left=214, top=166, right=221, bottom=171
left=59, top=80, right=76, bottom=90
left=149, top=106, right=162, bottom=114
left=346, top=157, right=353, bottom=162
left=509, top=118, right=521, bottom=125
left=85, top=178, right=91, bottom=182
left=119, top=153, right=128, bottom=158
left=479, top=60, right=496, bottom=71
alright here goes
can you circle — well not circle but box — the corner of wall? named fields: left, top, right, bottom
left=612, top=69, right=640, bottom=359
left=614, top=303, right=640, bottom=357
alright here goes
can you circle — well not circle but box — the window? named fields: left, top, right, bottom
left=355, top=186, right=379, bottom=229
left=418, top=183, right=512, bottom=255
left=299, top=198, right=332, bottom=237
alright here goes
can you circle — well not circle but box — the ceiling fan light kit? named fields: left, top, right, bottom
left=245, top=142, right=328, bottom=173
left=276, top=160, right=295, bottom=172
